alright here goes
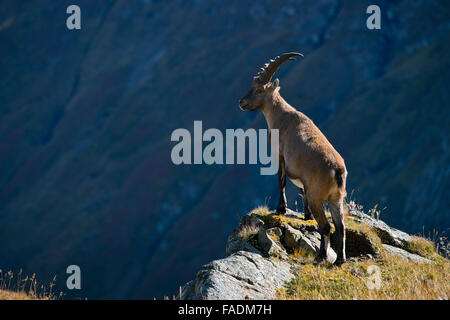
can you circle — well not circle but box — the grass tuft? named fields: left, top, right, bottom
left=278, top=247, right=450, bottom=300
left=0, top=269, right=61, bottom=300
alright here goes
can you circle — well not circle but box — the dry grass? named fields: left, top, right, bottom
left=287, top=247, right=316, bottom=266
left=249, top=206, right=272, bottom=216
left=0, top=290, right=36, bottom=300
left=344, top=217, right=383, bottom=251
left=236, top=224, right=260, bottom=240
left=0, top=269, right=61, bottom=300
left=278, top=246, right=450, bottom=300
left=405, top=236, right=438, bottom=258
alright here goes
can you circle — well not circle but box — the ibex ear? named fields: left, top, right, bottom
left=272, top=78, right=280, bottom=89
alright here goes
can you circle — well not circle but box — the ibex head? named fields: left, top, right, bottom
left=239, top=52, right=303, bottom=111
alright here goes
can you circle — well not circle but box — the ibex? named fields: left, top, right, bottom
left=239, top=53, right=348, bottom=265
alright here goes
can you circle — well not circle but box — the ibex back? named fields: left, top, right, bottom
left=239, top=53, right=347, bottom=265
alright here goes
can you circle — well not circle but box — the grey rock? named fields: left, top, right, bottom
left=257, top=227, right=287, bottom=259
left=238, top=213, right=265, bottom=231
left=349, top=207, right=411, bottom=248
left=225, top=212, right=265, bottom=256
left=225, top=235, right=261, bottom=256
left=179, top=251, right=296, bottom=300
left=325, top=246, right=338, bottom=264
left=283, top=224, right=336, bottom=263
left=382, top=244, right=433, bottom=264
left=331, top=227, right=380, bottom=258
left=283, top=224, right=318, bottom=254
left=283, top=224, right=304, bottom=250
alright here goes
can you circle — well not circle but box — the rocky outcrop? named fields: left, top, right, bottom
left=179, top=251, right=296, bottom=300
left=179, top=205, right=436, bottom=300
left=382, top=244, right=433, bottom=264
left=348, top=205, right=411, bottom=248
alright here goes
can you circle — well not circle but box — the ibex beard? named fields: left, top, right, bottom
left=239, top=52, right=348, bottom=265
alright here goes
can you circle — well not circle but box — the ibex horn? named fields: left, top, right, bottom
left=254, top=52, right=303, bottom=84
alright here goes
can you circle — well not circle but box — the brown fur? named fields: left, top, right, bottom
left=263, top=92, right=346, bottom=199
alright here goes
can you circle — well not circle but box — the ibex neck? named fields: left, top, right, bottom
left=261, top=92, right=294, bottom=130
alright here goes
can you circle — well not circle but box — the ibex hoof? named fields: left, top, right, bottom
left=303, top=213, right=313, bottom=221
left=276, top=205, right=287, bottom=215
left=317, top=251, right=327, bottom=262
left=334, top=258, right=346, bottom=266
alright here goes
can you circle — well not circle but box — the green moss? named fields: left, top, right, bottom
left=268, top=233, right=280, bottom=241
left=250, top=207, right=317, bottom=230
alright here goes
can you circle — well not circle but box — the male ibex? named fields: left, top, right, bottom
left=239, top=53, right=347, bottom=265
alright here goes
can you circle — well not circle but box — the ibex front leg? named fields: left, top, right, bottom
left=276, top=155, right=287, bottom=215
left=329, top=193, right=346, bottom=265
left=299, top=188, right=313, bottom=220
left=309, top=199, right=331, bottom=262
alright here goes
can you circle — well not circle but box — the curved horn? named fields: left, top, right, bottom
left=254, top=52, right=303, bottom=84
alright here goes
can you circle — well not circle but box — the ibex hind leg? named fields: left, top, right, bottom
left=329, top=193, right=346, bottom=265
left=309, top=200, right=331, bottom=262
